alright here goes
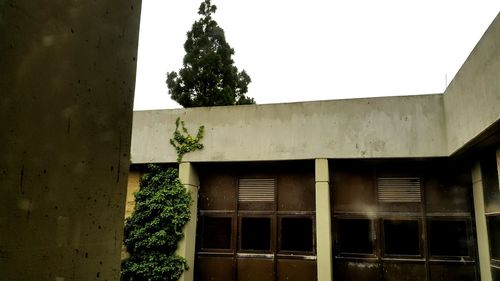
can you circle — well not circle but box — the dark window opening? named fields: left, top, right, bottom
left=428, top=220, right=468, bottom=257
left=384, top=219, right=420, bottom=256
left=492, top=267, right=500, bottom=281
left=201, top=217, right=232, bottom=249
left=280, top=217, right=313, bottom=252
left=488, top=215, right=500, bottom=260
left=337, top=218, right=374, bottom=255
left=240, top=217, right=271, bottom=251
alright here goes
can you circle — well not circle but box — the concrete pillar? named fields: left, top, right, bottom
left=496, top=147, right=500, bottom=189
left=472, top=162, right=492, bottom=281
left=177, top=162, right=200, bottom=281
left=0, top=2, right=141, bottom=280
left=315, top=159, right=333, bottom=281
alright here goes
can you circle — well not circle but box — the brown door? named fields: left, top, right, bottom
left=195, top=162, right=317, bottom=281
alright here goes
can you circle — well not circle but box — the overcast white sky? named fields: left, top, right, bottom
left=133, top=1, right=499, bottom=110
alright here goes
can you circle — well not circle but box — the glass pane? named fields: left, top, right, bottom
left=384, top=220, right=420, bottom=256
left=482, top=154, right=500, bottom=213
left=201, top=217, right=232, bottom=249
left=337, top=219, right=373, bottom=254
left=492, top=267, right=500, bottom=281
left=428, top=220, right=469, bottom=257
left=241, top=217, right=271, bottom=251
left=488, top=215, right=500, bottom=260
left=281, top=217, right=313, bottom=252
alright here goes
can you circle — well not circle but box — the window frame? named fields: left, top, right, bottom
left=278, top=215, right=316, bottom=255
left=427, top=217, right=474, bottom=261
left=238, top=215, right=275, bottom=254
left=381, top=217, right=423, bottom=259
left=198, top=212, right=236, bottom=253
left=487, top=214, right=500, bottom=268
left=334, top=215, right=378, bottom=258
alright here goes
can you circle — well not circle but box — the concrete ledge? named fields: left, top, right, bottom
left=131, top=94, right=447, bottom=163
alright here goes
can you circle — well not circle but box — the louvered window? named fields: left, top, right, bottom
left=377, top=177, right=421, bottom=203
left=238, top=178, right=276, bottom=202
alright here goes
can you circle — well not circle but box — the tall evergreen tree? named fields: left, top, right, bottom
left=167, top=0, right=255, bottom=107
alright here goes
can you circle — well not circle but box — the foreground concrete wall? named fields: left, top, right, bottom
left=131, top=94, right=447, bottom=163
left=0, top=1, right=141, bottom=280
left=444, top=13, right=500, bottom=154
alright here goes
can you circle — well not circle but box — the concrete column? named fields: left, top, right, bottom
left=0, top=2, right=141, bottom=280
left=472, top=162, right=492, bottom=281
left=177, top=162, right=200, bottom=281
left=315, top=159, right=333, bottom=281
left=496, top=147, right=500, bottom=189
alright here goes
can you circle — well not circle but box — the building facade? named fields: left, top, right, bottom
left=127, top=13, right=500, bottom=281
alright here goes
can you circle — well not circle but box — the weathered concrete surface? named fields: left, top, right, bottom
left=444, top=13, right=500, bottom=154
left=0, top=1, right=141, bottom=280
left=131, top=94, right=447, bottom=163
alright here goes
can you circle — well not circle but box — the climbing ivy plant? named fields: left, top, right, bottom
left=121, top=165, right=191, bottom=281
left=121, top=118, right=205, bottom=281
left=170, top=117, right=205, bottom=163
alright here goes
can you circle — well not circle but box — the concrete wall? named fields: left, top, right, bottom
left=0, top=1, right=141, bottom=280
left=121, top=171, right=140, bottom=260
left=131, top=94, right=447, bottom=163
left=444, top=13, right=500, bottom=154
left=124, top=171, right=141, bottom=220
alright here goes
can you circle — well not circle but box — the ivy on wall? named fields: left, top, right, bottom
left=122, top=118, right=205, bottom=281
left=121, top=165, right=191, bottom=281
left=169, top=117, right=205, bottom=163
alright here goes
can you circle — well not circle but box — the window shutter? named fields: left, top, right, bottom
left=377, top=177, right=421, bottom=203
left=238, top=178, right=275, bottom=202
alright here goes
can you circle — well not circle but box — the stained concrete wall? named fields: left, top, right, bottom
left=124, top=171, right=141, bottom=220
left=131, top=94, right=447, bottom=163
left=444, top=13, right=500, bottom=154
left=0, top=1, right=141, bottom=280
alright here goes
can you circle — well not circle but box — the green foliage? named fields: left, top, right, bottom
left=167, top=0, right=255, bottom=107
left=121, top=165, right=191, bottom=281
left=170, top=117, right=205, bottom=163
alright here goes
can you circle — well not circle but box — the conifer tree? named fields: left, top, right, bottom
left=167, top=0, right=255, bottom=107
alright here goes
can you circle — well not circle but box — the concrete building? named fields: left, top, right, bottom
left=128, top=13, right=500, bottom=281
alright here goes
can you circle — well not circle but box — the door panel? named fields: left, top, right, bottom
left=277, top=259, right=317, bottom=281
left=237, top=258, right=274, bottom=281
left=196, top=256, right=234, bottom=281
left=428, top=264, right=477, bottom=281
left=383, top=262, right=426, bottom=281
left=334, top=261, right=381, bottom=281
